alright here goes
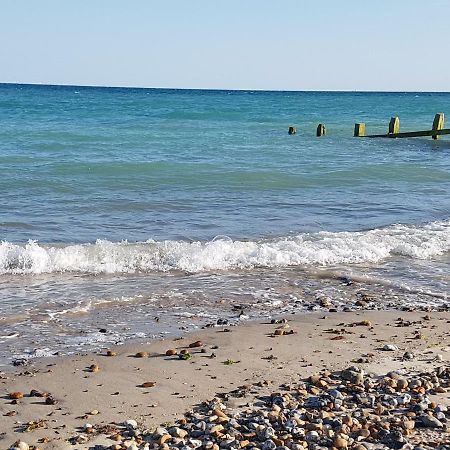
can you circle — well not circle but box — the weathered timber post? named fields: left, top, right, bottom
left=432, top=113, right=445, bottom=140
left=389, top=117, right=400, bottom=135
left=354, top=123, right=365, bottom=137
left=288, top=126, right=297, bottom=135
left=316, top=123, right=326, bottom=137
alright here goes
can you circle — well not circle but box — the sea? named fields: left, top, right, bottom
left=1, top=84, right=449, bottom=365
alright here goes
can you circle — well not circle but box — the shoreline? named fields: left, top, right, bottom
left=1, top=309, right=449, bottom=449
left=2, top=264, right=449, bottom=368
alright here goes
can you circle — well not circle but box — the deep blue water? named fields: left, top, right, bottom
left=1, top=84, right=450, bottom=364
left=1, top=84, right=450, bottom=245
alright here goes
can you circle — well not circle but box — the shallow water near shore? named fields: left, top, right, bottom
left=1, top=84, right=450, bottom=365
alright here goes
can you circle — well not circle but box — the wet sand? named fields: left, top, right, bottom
left=1, top=310, right=449, bottom=449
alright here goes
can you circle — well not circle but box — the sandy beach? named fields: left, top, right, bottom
left=1, top=309, right=449, bottom=449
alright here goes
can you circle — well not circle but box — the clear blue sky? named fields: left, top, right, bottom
left=1, top=0, right=450, bottom=91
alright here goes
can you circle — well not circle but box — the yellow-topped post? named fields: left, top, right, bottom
left=316, top=123, right=326, bottom=137
left=354, top=123, right=365, bottom=137
left=389, top=117, right=400, bottom=135
left=432, top=113, right=445, bottom=140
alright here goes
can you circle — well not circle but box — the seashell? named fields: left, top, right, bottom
left=165, top=349, right=177, bottom=356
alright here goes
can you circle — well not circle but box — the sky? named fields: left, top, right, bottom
left=1, top=0, right=450, bottom=91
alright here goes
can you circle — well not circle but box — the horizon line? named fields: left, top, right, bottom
left=1, top=81, right=450, bottom=94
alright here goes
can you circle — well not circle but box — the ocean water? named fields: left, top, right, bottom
left=1, top=84, right=450, bottom=364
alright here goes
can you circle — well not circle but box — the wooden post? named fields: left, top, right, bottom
left=432, top=113, right=445, bottom=140
left=316, top=123, right=326, bottom=137
left=354, top=123, right=365, bottom=137
left=389, top=117, right=400, bottom=135
left=288, top=126, right=297, bottom=135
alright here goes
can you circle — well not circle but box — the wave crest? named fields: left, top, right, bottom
left=1, top=220, right=449, bottom=275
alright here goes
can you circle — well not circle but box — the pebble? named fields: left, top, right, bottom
left=334, top=436, right=348, bottom=448
left=89, top=364, right=99, bottom=372
left=8, top=392, right=24, bottom=400
left=129, top=365, right=450, bottom=450
left=166, top=349, right=177, bottom=356
left=383, top=344, right=399, bottom=351
left=419, top=414, right=444, bottom=428
left=125, top=419, right=138, bottom=429
left=341, top=367, right=364, bottom=385
left=15, top=443, right=29, bottom=450
left=12, top=348, right=448, bottom=450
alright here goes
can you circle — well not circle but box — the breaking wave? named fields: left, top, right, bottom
left=1, top=220, right=450, bottom=275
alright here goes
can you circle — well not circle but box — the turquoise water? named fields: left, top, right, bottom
left=0, top=84, right=449, bottom=363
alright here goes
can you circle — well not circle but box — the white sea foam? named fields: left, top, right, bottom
left=1, top=219, right=449, bottom=275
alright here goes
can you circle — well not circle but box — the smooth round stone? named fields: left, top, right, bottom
left=16, top=443, right=29, bottom=450
left=334, top=436, right=348, bottom=448
left=329, top=389, right=344, bottom=399
left=419, top=414, right=443, bottom=428
left=261, top=440, right=276, bottom=450
left=305, top=431, right=320, bottom=442
left=382, top=344, right=399, bottom=351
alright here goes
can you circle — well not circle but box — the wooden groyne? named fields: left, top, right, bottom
left=289, top=113, right=449, bottom=139
left=356, top=113, right=447, bottom=139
